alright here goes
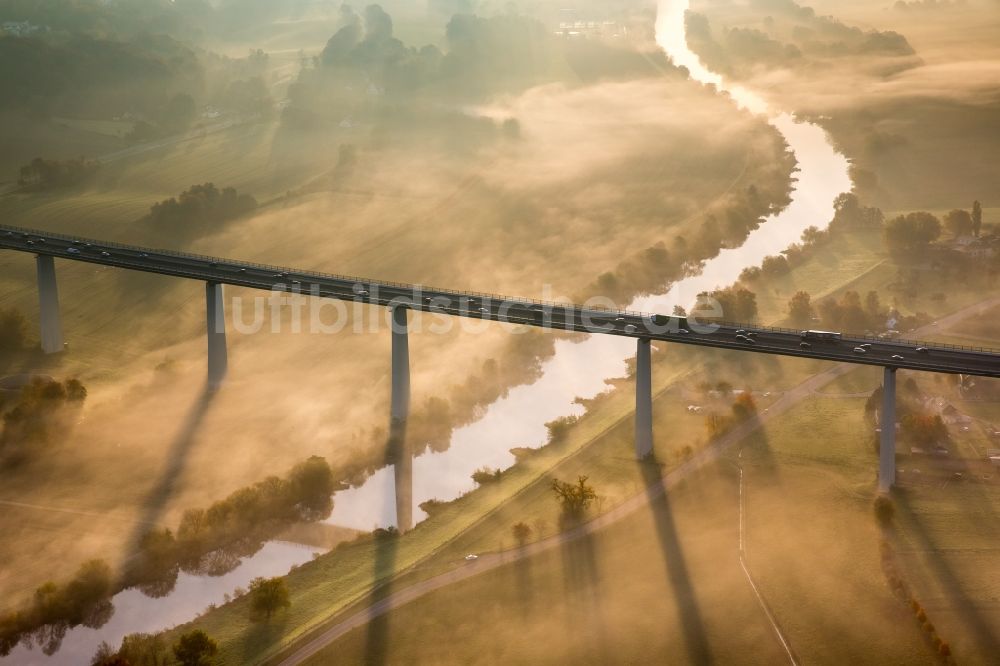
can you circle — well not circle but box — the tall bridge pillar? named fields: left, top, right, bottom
left=35, top=255, right=63, bottom=354
left=879, top=366, right=897, bottom=493
left=206, top=282, right=228, bottom=389
left=635, top=338, right=653, bottom=460
left=390, top=305, right=412, bottom=532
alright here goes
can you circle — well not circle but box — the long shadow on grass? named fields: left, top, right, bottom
left=127, top=383, right=216, bottom=550
left=640, top=456, right=713, bottom=665
left=360, top=418, right=409, bottom=666
left=893, top=486, right=1000, bottom=656
left=514, top=543, right=534, bottom=617
left=558, top=516, right=611, bottom=663
left=739, top=420, right=779, bottom=476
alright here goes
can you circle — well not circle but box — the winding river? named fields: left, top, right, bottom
left=326, top=0, right=852, bottom=529
left=2, top=1, right=851, bottom=662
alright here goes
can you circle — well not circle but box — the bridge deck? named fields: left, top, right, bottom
left=2, top=224, right=998, bottom=378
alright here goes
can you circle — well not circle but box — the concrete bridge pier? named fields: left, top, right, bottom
left=35, top=255, right=64, bottom=354
left=390, top=305, right=413, bottom=532
left=206, top=282, right=228, bottom=389
left=635, top=338, right=653, bottom=460
left=879, top=366, right=897, bottom=493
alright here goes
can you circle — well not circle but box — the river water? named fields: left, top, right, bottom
left=2, top=1, right=851, bottom=662
left=326, top=0, right=852, bottom=529
left=2, top=542, right=322, bottom=665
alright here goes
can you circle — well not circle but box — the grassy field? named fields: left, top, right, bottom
left=158, top=352, right=711, bottom=664
left=0, top=72, right=794, bottom=611
left=305, top=459, right=790, bottom=665
left=297, top=392, right=970, bottom=664
left=295, top=384, right=999, bottom=664
left=3, top=4, right=998, bottom=656
left=253, top=219, right=1000, bottom=664
left=164, top=215, right=999, bottom=664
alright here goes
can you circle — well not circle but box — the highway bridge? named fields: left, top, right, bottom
left=3, top=223, right=998, bottom=523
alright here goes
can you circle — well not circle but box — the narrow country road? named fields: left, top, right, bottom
left=276, top=296, right=998, bottom=665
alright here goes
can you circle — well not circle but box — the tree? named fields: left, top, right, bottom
left=172, top=630, right=217, bottom=666
left=833, top=192, right=861, bottom=226
left=65, top=378, right=87, bottom=402
left=248, top=577, right=290, bottom=620
left=511, top=522, right=532, bottom=546
left=90, top=642, right=128, bottom=666
left=63, top=560, right=113, bottom=621
left=702, top=286, right=757, bottom=322
left=873, top=496, right=894, bottom=526
left=288, top=455, right=335, bottom=520
left=944, top=209, right=973, bottom=238
left=0, top=307, right=28, bottom=354
left=883, top=212, right=941, bottom=254
left=761, top=254, right=790, bottom=276
left=838, top=291, right=868, bottom=331
left=551, top=476, right=597, bottom=516
left=901, top=413, right=948, bottom=448
left=831, top=193, right=884, bottom=230
left=731, top=393, right=757, bottom=420
left=864, top=291, right=883, bottom=322
left=972, top=200, right=983, bottom=237
left=788, top=291, right=813, bottom=325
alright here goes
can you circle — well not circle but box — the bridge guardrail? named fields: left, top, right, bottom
left=2, top=223, right=998, bottom=357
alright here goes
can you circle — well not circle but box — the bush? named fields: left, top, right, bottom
left=471, top=466, right=502, bottom=485
left=545, top=415, right=579, bottom=443
left=418, top=498, right=446, bottom=516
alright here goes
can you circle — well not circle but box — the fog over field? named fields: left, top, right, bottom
left=0, top=1, right=997, bottom=665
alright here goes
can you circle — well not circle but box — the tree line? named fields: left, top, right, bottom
left=17, top=157, right=99, bottom=189
left=144, top=182, right=257, bottom=238
left=0, top=456, right=333, bottom=659
left=127, top=456, right=334, bottom=594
